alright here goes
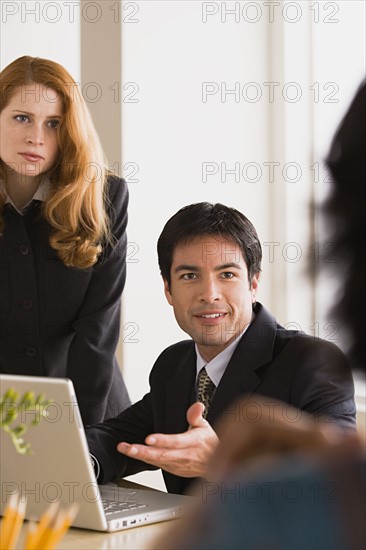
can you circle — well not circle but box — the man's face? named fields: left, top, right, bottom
left=164, top=236, right=259, bottom=362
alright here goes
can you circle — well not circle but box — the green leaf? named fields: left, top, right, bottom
left=1, top=388, right=53, bottom=455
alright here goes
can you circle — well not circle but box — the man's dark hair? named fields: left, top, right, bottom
left=157, top=202, right=262, bottom=288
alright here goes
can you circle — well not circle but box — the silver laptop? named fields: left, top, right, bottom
left=0, top=374, right=195, bottom=532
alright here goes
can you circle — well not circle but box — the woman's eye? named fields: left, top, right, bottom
left=47, top=120, right=60, bottom=129
left=15, top=115, right=29, bottom=123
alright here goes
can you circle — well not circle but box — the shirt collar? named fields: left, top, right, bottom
left=195, top=314, right=254, bottom=387
left=2, top=177, right=51, bottom=215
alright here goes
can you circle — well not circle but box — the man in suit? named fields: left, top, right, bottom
left=85, top=202, right=355, bottom=494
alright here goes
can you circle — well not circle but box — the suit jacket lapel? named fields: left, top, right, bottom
left=164, top=343, right=197, bottom=434
left=208, top=303, right=278, bottom=425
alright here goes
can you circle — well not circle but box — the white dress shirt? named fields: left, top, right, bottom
left=2, top=177, right=50, bottom=214
left=195, top=316, right=254, bottom=389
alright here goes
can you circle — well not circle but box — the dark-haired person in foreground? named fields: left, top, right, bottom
left=85, top=202, right=356, bottom=495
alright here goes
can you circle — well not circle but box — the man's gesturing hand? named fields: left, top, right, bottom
left=117, top=402, right=219, bottom=478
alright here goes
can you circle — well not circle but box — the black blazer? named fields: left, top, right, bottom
left=86, top=303, right=356, bottom=494
left=0, top=176, right=131, bottom=424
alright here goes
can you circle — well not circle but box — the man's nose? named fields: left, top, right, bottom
left=198, top=277, right=222, bottom=303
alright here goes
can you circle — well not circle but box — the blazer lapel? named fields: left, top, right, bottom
left=208, top=303, right=278, bottom=425
left=164, top=343, right=197, bottom=434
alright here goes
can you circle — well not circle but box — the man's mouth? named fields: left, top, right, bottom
left=196, top=313, right=226, bottom=319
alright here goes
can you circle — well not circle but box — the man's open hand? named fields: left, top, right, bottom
left=117, top=402, right=219, bottom=478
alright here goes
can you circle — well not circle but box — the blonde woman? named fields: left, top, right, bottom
left=0, top=56, right=130, bottom=424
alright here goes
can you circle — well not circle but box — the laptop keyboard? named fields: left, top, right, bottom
left=102, top=499, right=147, bottom=516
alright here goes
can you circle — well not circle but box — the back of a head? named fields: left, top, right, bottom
left=324, top=82, right=366, bottom=373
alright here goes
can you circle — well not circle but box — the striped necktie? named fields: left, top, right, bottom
left=197, top=367, right=216, bottom=419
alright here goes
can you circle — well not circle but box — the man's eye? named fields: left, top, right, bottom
left=182, top=273, right=197, bottom=280
left=221, top=272, right=235, bottom=279
left=15, top=115, right=29, bottom=123
left=47, top=120, right=60, bottom=129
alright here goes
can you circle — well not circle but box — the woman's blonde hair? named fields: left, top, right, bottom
left=0, top=56, right=112, bottom=269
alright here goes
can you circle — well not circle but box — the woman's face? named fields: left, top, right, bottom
left=0, top=84, right=63, bottom=183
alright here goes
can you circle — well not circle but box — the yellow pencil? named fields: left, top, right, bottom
left=1, top=494, right=26, bottom=550
left=24, top=520, right=38, bottom=550
left=24, top=502, right=59, bottom=550
left=53, top=503, right=79, bottom=540
left=0, top=492, right=19, bottom=550
left=37, top=503, right=79, bottom=550
left=37, top=510, right=64, bottom=550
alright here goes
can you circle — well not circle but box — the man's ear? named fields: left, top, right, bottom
left=163, top=278, right=173, bottom=306
left=250, top=272, right=260, bottom=303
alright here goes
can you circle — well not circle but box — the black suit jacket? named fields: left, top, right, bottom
left=86, top=303, right=356, bottom=494
left=0, top=176, right=131, bottom=424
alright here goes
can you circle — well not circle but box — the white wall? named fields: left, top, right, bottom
left=0, top=1, right=80, bottom=78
